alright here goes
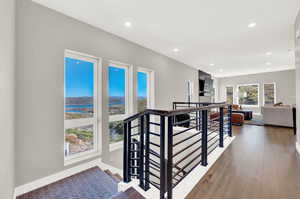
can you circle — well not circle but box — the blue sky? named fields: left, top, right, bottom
left=108, top=66, right=126, bottom=97
left=65, top=57, right=94, bottom=98
left=65, top=59, right=147, bottom=98
left=137, top=72, right=147, bottom=98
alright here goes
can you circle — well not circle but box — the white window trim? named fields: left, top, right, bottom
left=237, top=83, right=260, bottom=107
left=225, top=85, right=234, bottom=104
left=263, top=82, right=276, bottom=105
left=64, top=50, right=102, bottom=166
left=137, top=67, right=155, bottom=110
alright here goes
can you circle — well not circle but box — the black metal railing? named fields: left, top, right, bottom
left=123, top=102, right=232, bottom=199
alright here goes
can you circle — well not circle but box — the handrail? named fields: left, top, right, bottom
left=173, top=101, right=225, bottom=105
left=124, top=103, right=230, bottom=122
left=123, top=102, right=233, bottom=199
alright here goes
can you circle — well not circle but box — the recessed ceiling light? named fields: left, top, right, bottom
left=124, top=21, right=132, bottom=28
left=173, top=48, right=179, bottom=52
left=266, top=52, right=272, bottom=56
left=266, top=62, right=272, bottom=65
left=210, top=63, right=215, bottom=66
left=248, top=22, right=257, bottom=28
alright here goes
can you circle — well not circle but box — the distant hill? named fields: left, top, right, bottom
left=109, top=96, right=125, bottom=105
left=66, top=97, right=93, bottom=105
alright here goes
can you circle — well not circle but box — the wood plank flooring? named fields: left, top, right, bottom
left=187, top=125, right=300, bottom=199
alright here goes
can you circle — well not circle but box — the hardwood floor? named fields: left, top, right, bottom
left=187, top=125, right=300, bottom=199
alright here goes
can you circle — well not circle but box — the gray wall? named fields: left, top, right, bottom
left=0, top=0, right=15, bottom=198
left=295, top=11, right=300, bottom=143
left=218, top=70, right=296, bottom=114
left=15, top=0, right=198, bottom=186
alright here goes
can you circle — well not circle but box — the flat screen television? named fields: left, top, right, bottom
left=198, top=70, right=213, bottom=97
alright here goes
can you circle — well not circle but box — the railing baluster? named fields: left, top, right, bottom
left=219, top=107, right=224, bottom=148
left=127, top=121, right=132, bottom=181
left=160, top=116, right=166, bottom=199
left=144, top=114, right=150, bottom=190
left=123, top=122, right=129, bottom=182
left=139, top=116, right=145, bottom=189
left=201, top=110, right=208, bottom=166
left=167, top=116, right=174, bottom=199
left=229, top=105, right=233, bottom=137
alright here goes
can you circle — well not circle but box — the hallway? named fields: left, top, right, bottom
left=187, top=125, right=300, bottom=199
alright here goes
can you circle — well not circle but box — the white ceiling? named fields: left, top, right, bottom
left=33, top=0, right=300, bottom=77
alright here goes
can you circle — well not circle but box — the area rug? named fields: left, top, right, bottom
left=244, top=119, right=265, bottom=126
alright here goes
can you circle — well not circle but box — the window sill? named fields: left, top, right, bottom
left=64, top=151, right=101, bottom=166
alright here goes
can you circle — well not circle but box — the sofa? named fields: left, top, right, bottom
left=261, top=105, right=294, bottom=127
left=210, top=110, right=244, bottom=126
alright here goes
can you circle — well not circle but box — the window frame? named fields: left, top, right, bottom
left=237, top=83, right=260, bottom=107
left=225, top=85, right=234, bottom=104
left=263, top=82, right=276, bottom=105
left=64, top=50, right=102, bottom=165
left=137, top=67, right=155, bottom=110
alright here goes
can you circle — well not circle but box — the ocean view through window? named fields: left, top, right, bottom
left=65, top=57, right=94, bottom=120
left=64, top=51, right=99, bottom=160
left=108, top=66, right=126, bottom=115
left=108, top=64, right=128, bottom=144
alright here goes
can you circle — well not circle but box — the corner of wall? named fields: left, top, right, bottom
left=295, top=10, right=300, bottom=144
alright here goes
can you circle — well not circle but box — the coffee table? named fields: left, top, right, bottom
left=232, top=110, right=253, bottom=120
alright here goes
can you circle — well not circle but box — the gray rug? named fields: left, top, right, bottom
left=17, top=167, right=118, bottom=199
left=244, top=119, right=265, bottom=126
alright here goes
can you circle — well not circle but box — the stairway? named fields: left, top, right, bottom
left=17, top=166, right=144, bottom=199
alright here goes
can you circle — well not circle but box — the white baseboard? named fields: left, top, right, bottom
left=296, top=142, right=300, bottom=155
left=14, top=158, right=103, bottom=198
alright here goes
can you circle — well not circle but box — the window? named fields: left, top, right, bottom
left=137, top=68, right=154, bottom=112
left=137, top=70, right=151, bottom=112
left=108, top=63, right=129, bottom=144
left=263, top=83, right=276, bottom=105
left=238, top=84, right=259, bottom=106
left=108, top=66, right=128, bottom=116
left=64, top=51, right=99, bottom=161
left=225, top=86, right=234, bottom=104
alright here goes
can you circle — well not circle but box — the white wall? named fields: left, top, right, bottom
left=213, top=77, right=220, bottom=103
left=218, top=70, right=296, bottom=114
left=295, top=10, right=300, bottom=144
left=15, top=0, right=198, bottom=186
left=0, top=0, right=15, bottom=198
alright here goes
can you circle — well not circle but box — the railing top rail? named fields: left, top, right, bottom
left=124, top=103, right=231, bottom=122
left=173, top=101, right=226, bottom=105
